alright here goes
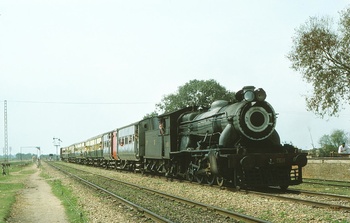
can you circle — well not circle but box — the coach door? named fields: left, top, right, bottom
left=160, top=117, right=171, bottom=159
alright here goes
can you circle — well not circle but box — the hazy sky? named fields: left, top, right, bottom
left=1, top=1, right=349, bottom=156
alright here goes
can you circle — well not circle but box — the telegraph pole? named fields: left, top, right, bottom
left=4, top=100, right=8, bottom=163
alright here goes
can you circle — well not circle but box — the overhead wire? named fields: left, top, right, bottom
left=0, top=100, right=155, bottom=105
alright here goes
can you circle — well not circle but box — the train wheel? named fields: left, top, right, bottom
left=186, top=165, right=194, bottom=182
left=187, top=172, right=194, bottom=182
left=196, top=175, right=204, bottom=184
left=279, top=185, right=289, bottom=190
left=206, top=174, right=216, bottom=185
left=216, top=176, right=224, bottom=187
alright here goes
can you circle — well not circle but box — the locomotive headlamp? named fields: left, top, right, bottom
left=243, top=86, right=256, bottom=102
left=244, top=90, right=255, bottom=102
left=254, top=88, right=266, bottom=101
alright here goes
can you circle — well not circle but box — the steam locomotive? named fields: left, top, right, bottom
left=61, top=86, right=307, bottom=189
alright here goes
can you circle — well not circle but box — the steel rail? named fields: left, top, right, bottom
left=303, top=178, right=350, bottom=184
left=303, top=179, right=350, bottom=188
left=48, top=162, right=173, bottom=223
left=286, top=189, right=350, bottom=202
left=50, top=162, right=270, bottom=223
left=245, top=190, right=350, bottom=211
left=110, top=178, right=270, bottom=223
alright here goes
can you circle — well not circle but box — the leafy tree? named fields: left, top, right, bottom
left=15, top=153, right=35, bottom=160
left=318, top=129, right=348, bottom=156
left=143, top=111, right=159, bottom=119
left=287, top=7, right=350, bottom=117
left=155, top=79, right=235, bottom=113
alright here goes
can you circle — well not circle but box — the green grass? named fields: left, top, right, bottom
left=0, top=161, right=32, bottom=222
left=291, top=181, right=350, bottom=196
left=0, top=161, right=88, bottom=223
left=41, top=168, right=88, bottom=223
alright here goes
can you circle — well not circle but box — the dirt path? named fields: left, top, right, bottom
left=6, top=164, right=69, bottom=223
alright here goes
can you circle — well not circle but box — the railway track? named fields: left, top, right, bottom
left=145, top=169, right=350, bottom=212
left=286, top=188, right=350, bottom=201
left=240, top=188, right=350, bottom=211
left=47, top=161, right=270, bottom=223
left=303, top=178, right=350, bottom=188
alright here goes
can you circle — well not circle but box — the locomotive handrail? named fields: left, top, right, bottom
left=179, top=112, right=227, bottom=124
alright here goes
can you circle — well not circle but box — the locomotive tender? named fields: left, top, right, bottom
left=61, top=86, right=307, bottom=189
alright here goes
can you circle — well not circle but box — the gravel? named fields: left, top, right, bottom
left=45, top=162, right=350, bottom=223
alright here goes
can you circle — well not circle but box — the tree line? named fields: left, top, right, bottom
left=308, top=129, right=349, bottom=157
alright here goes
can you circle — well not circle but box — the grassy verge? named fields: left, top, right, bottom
left=291, top=179, right=350, bottom=196
left=0, top=161, right=33, bottom=222
left=40, top=165, right=88, bottom=223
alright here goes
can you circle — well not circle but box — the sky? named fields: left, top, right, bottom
left=1, top=0, right=350, bottom=156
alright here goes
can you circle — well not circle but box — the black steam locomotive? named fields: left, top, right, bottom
left=61, top=86, right=307, bottom=189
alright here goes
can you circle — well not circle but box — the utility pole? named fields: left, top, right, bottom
left=4, top=100, right=8, bottom=163
left=308, top=127, right=315, bottom=149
